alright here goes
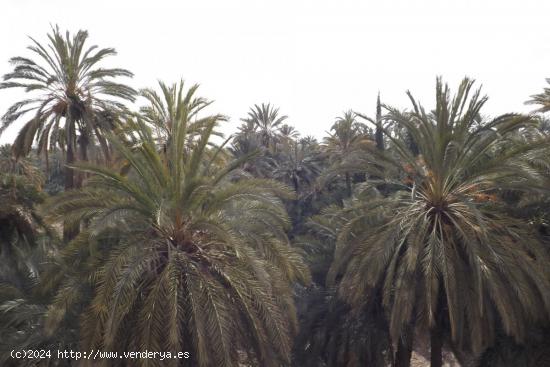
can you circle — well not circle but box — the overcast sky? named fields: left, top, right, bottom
left=1, top=0, right=549, bottom=144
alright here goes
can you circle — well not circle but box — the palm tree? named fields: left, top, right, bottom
left=0, top=144, right=43, bottom=187
left=230, top=127, right=277, bottom=179
left=0, top=146, right=49, bottom=269
left=279, top=124, right=300, bottom=143
left=0, top=238, right=76, bottom=367
left=241, top=103, right=287, bottom=150
left=0, top=25, right=136, bottom=190
left=273, top=139, right=321, bottom=195
left=273, top=139, right=322, bottom=227
left=231, top=107, right=287, bottom=179
left=329, top=78, right=550, bottom=367
left=230, top=136, right=277, bottom=178
left=140, top=80, right=218, bottom=149
left=293, top=196, right=391, bottom=367
left=323, top=111, right=371, bottom=196
left=0, top=150, right=75, bottom=367
left=44, top=85, right=309, bottom=366
left=527, top=78, right=550, bottom=112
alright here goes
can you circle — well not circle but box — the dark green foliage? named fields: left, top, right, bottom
left=2, top=27, right=550, bottom=367
left=328, top=78, right=550, bottom=366
left=41, top=85, right=310, bottom=366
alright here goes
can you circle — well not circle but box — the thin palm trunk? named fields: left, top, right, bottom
left=430, top=324, right=443, bottom=367
left=63, top=143, right=77, bottom=241
left=345, top=172, right=352, bottom=196
left=430, top=304, right=444, bottom=367
left=394, top=334, right=413, bottom=367
left=375, top=93, right=385, bottom=151
left=374, top=94, right=387, bottom=195
left=428, top=291, right=445, bottom=367
left=63, top=115, right=79, bottom=241
left=375, top=125, right=384, bottom=151
left=95, top=126, right=111, bottom=163
left=64, top=138, right=75, bottom=190
left=77, top=133, right=89, bottom=187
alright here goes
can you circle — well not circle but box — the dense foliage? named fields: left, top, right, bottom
left=1, top=27, right=550, bottom=367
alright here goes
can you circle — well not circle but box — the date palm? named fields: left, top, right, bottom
left=0, top=237, right=76, bottom=367
left=273, top=139, right=321, bottom=194
left=527, top=78, right=550, bottom=112
left=293, top=195, right=392, bottom=367
left=241, top=103, right=287, bottom=151
left=279, top=124, right=300, bottom=143
left=44, top=87, right=309, bottom=366
left=323, top=111, right=371, bottom=196
left=229, top=131, right=277, bottom=178
left=0, top=151, right=75, bottom=367
left=140, top=80, right=220, bottom=149
left=231, top=115, right=278, bottom=179
left=329, top=78, right=550, bottom=367
left=273, top=139, right=322, bottom=227
left=0, top=25, right=136, bottom=190
left=0, top=145, right=49, bottom=272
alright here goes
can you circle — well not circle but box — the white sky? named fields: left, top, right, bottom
left=1, top=0, right=549, bottom=144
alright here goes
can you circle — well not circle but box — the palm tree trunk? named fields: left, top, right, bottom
left=375, top=125, right=384, bottom=151
left=430, top=322, right=443, bottom=367
left=77, top=133, right=89, bottom=188
left=394, top=335, right=413, bottom=367
left=63, top=116, right=79, bottom=241
left=293, top=176, right=299, bottom=194
left=95, top=126, right=111, bottom=163
left=63, top=137, right=77, bottom=241
left=375, top=92, right=385, bottom=151
left=345, top=173, right=352, bottom=196
left=64, top=141, right=75, bottom=190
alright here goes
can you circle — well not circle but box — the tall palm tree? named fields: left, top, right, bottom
left=323, top=111, right=371, bottom=196
left=0, top=25, right=136, bottom=190
left=329, top=78, right=550, bottom=367
left=241, top=103, right=287, bottom=151
left=44, top=86, right=309, bottom=366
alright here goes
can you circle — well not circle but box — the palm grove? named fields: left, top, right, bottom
left=1, top=27, right=550, bottom=367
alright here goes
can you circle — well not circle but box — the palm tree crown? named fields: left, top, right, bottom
left=323, top=111, right=371, bottom=195
left=139, top=80, right=216, bottom=149
left=0, top=25, right=136, bottom=187
left=241, top=103, right=287, bottom=150
left=44, top=84, right=309, bottom=367
left=329, top=78, right=550, bottom=364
